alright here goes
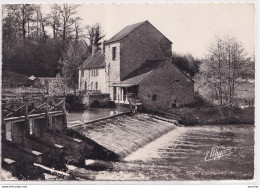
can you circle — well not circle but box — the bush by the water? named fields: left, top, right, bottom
left=90, top=100, right=100, bottom=108
left=65, top=94, right=85, bottom=112
left=108, top=101, right=116, bottom=108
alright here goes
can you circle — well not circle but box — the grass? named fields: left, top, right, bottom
left=167, top=106, right=254, bottom=125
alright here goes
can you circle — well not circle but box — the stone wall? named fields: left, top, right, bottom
left=44, top=131, right=85, bottom=165
left=11, top=121, right=30, bottom=145
left=25, top=135, right=66, bottom=169
left=120, top=21, right=172, bottom=80
left=50, top=115, right=66, bottom=133
left=138, top=61, right=194, bottom=111
left=82, top=93, right=110, bottom=108
left=105, top=42, right=121, bottom=96
left=79, top=67, right=106, bottom=93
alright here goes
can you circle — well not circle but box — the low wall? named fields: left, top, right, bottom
left=2, top=140, right=45, bottom=179
left=25, top=135, right=66, bottom=169
left=82, top=93, right=110, bottom=108
left=43, top=131, right=85, bottom=166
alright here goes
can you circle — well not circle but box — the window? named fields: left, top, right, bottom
left=113, top=87, right=117, bottom=100
left=91, top=69, right=99, bottom=77
left=81, top=70, right=84, bottom=77
left=152, top=94, right=157, bottom=101
left=112, top=47, right=116, bottom=60
left=91, top=82, right=93, bottom=90
left=96, top=82, right=98, bottom=90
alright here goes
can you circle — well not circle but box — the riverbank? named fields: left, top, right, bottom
left=144, top=106, right=254, bottom=126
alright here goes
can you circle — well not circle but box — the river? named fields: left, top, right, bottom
left=71, top=123, right=254, bottom=181
left=3, top=109, right=254, bottom=181
left=67, top=107, right=130, bottom=126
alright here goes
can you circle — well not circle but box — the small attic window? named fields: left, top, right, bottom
left=175, top=79, right=180, bottom=83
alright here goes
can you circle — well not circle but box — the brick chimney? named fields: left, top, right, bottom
left=92, top=45, right=98, bottom=55
left=100, top=42, right=106, bottom=54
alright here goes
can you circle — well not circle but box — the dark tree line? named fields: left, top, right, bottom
left=2, top=4, right=105, bottom=77
left=172, top=53, right=200, bottom=77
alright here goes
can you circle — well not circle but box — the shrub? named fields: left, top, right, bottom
left=65, top=94, right=85, bottom=112
left=90, top=100, right=100, bottom=108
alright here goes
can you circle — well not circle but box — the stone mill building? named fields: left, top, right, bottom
left=79, top=20, right=194, bottom=111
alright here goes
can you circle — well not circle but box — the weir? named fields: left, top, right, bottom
left=1, top=97, right=87, bottom=179
left=2, top=96, right=179, bottom=180
left=70, top=113, right=178, bottom=160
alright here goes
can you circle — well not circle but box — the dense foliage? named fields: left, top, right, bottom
left=2, top=4, right=105, bottom=79
left=172, top=53, right=200, bottom=77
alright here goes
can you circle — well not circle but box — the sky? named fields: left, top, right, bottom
left=18, top=3, right=255, bottom=59
left=67, top=3, right=256, bottom=58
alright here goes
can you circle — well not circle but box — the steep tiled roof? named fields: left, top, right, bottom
left=106, top=21, right=146, bottom=44
left=79, top=51, right=105, bottom=70
left=111, top=71, right=154, bottom=87
left=112, top=58, right=194, bottom=87
left=123, top=59, right=166, bottom=81
left=111, top=59, right=166, bottom=87
left=106, top=20, right=172, bottom=44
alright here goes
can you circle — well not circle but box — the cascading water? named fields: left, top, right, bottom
left=71, top=113, right=178, bottom=158
left=124, top=126, right=187, bottom=162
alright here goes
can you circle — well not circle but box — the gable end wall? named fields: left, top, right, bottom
left=120, top=22, right=172, bottom=80
left=138, top=61, right=194, bottom=111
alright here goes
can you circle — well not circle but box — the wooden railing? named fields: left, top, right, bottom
left=2, top=97, right=66, bottom=122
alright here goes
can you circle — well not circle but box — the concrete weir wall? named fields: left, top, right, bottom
left=33, top=118, right=47, bottom=137
left=70, top=113, right=178, bottom=160
left=2, top=107, right=86, bottom=178
left=50, top=115, right=66, bottom=132
left=11, top=121, right=30, bottom=144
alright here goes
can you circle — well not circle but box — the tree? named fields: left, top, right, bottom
left=51, top=4, right=79, bottom=41
left=196, top=35, right=251, bottom=107
left=34, top=5, right=49, bottom=40
left=48, top=74, right=67, bottom=96
left=47, top=5, right=61, bottom=39
left=59, top=41, right=89, bottom=94
left=73, top=17, right=84, bottom=41
left=85, top=23, right=105, bottom=54
left=172, top=53, right=200, bottom=77
left=5, top=4, right=37, bottom=40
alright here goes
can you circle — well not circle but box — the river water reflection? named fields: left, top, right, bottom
left=67, top=107, right=130, bottom=126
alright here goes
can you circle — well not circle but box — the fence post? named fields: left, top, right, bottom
left=25, top=100, right=28, bottom=120
left=2, top=119, right=6, bottom=142
left=45, top=97, right=50, bottom=129
left=62, top=97, right=67, bottom=127
left=23, top=98, right=30, bottom=144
